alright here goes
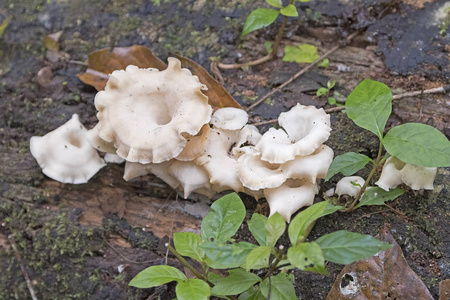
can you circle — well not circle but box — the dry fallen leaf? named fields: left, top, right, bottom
left=77, top=45, right=167, bottom=91
left=326, top=224, right=434, bottom=300
left=173, top=54, right=242, bottom=109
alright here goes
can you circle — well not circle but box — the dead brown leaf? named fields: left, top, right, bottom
left=173, top=54, right=242, bottom=109
left=326, top=224, right=434, bottom=300
left=77, top=45, right=167, bottom=91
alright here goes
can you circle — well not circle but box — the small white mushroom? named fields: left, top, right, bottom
left=94, top=58, right=212, bottom=164
left=264, top=179, right=318, bottom=222
left=375, top=156, right=405, bottom=191
left=211, top=107, right=248, bottom=130
left=104, top=153, right=125, bottom=164
left=30, top=114, right=106, bottom=184
left=335, top=176, right=365, bottom=197
left=255, top=104, right=331, bottom=164
left=168, top=161, right=211, bottom=198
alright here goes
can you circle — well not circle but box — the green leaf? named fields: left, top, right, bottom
left=173, top=232, right=204, bottom=262
left=242, top=8, right=280, bottom=37
left=296, top=0, right=311, bottom=2
left=287, top=242, right=328, bottom=275
left=212, top=269, right=261, bottom=296
left=316, top=87, right=329, bottom=96
left=201, top=193, right=246, bottom=244
left=207, top=272, right=223, bottom=285
left=327, top=80, right=336, bottom=89
left=264, top=41, right=273, bottom=53
left=283, top=44, right=320, bottom=63
left=202, top=241, right=257, bottom=269
left=328, top=97, right=336, bottom=105
left=129, top=265, right=186, bottom=288
left=318, top=58, right=329, bottom=67
left=176, top=278, right=210, bottom=300
left=345, top=79, right=393, bottom=139
left=280, top=4, right=298, bottom=17
left=260, top=273, right=297, bottom=300
left=266, top=0, right=283, bottom=8
left=246, top=246, right=272, bottom=270
left=289, top=201, right=343, bottom=245
left=248, top=213, right=267, bottom=246
left=316, top=230, right=392, bottom=265
left=265, top=212, right=286, bottom=247
left=384, top=123, right=450, bottom=167
left=325, top=152, right=372, bottom=181
left=355, top=187, right=404, bottom=209
left=239, top=286, right=266, bottom=300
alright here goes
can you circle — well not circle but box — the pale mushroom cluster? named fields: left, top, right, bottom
left=30, top=57, right=335, bottom=222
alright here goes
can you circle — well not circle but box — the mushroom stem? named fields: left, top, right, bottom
left=342, top=141, right=384, bottom=212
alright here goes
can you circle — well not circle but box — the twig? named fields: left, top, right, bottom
left=217, top=54, right=274, bottom=70
left=8, top=235, right=38, bottom=300
left=251, top=84, right=450, bottom=126
left=246, top=30, right=362, bottom=112
left=67, top=60, right=89, bottom=67
left=103, top=238, right=158, bottom=264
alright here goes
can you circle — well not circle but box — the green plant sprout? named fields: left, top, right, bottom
left=129, top=193, right=391, bottom=299
left=218, top=0, right=315, bottom=69
left=326, top=79, right=450, bottom=212
left=316, top=79, right=338, bottom=105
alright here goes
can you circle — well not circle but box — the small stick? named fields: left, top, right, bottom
left=251, top=84, right=450, bottom=126
left=246, top=30, right=362, bottom=113
left=217, top=54, right=273, bottom=70
left=8, top=235, right=38, bottom=300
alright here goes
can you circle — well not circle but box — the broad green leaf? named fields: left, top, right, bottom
left=260, top=273, right=297, bottom=300
left=266, top=0, right=283, bottom=8
left=212, top=269, right=261, bottom=296
left=355, top=187, right=404, bottom=209
left=201, top=193, right=246, bottom=244
left=280, top=4, right=298, bottom=17
left=283, top=44, right=320, bottom=63
left=207, top=272, right=223, bottom=285
left=287, top=242, right=328, bottom=275
left=325, top=152, right=372, bottom=181
left=289, top=201, right=343, bottom=245
left=129, top=265, right=186, bottom=288
left=246, top=246, right=272, bottom=270
left=345, top=79, right=392, bottom=139
left=202, top=241, right=257, bottom=269
left=242, top=9, right=280, bottom=37
left=239, top=286, right=266, bottom=300
left=316, top=87, right=329, bottom=96
left=248, top=213, right=267, bottom=246
left=176, top=278, right=210, bottom=300
left=173, top=232, right=204, bottom=262
left=384, top=123, right=450, bottom=167
left=316, top=230, right=392, bottom=265
left=265, top=212, right=286, bottom=247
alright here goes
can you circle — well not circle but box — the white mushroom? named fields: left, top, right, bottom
left=264, top=179, right=318, bottom=222
left=335, top=176, right=365, bottom=197
left=30, top=114, right=106, bottom=184
left=104, top=153, right=125, bottom=164
left=255, top=104, right=331, bottom=164
left=375, top=156, right=405, bottom=191
left=282, top=145, right=334, bottom=183
left=175, top=124, right=210, bottom=161
left=211, top=107, right=248, bottom=130
left=375, top=156, right=437, bottom=191
left=94, top=58, right=212, bottom=164
left=168, top=161, right=211, bottom=198
left=123, top=160, right=180, bottom=189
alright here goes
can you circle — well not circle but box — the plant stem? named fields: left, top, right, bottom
left=167, top=244, right=239, bottom=300
left=263, top=247, right=285, bottom=280
left=343, top=141, right=384, bottom=212
left=271, top=0, right=294, bottom=56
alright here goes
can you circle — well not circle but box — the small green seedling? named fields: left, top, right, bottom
left=316, top=79, right=337, bottom=105
left=326, top=79, right=450, bottom=211
left=130, top=193, right=391, bottom=299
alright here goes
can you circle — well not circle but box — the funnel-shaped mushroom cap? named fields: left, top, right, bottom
left=401, top=164, right=437, bottom=190
left=211, top=107, right=248, bottom=130
left=375, top=156, right=405, bottom=191
left=123, top=160, right=180, bottom=189
left=256, top=104, right=331, bottom=164
left=30, top=114, right=106, bottom=184
left=282, top=145, right=334, bottom=183
left=86, top=124, right=117, bottom=154
left=176, top=124, right=210, bottom=161
left=237, top=149, right=286, bottom=191
left=264, top=179, right=318, bottom=222
left=94, top=58, right=212, bottom=164
left=335, top=176, right=365, bottom=197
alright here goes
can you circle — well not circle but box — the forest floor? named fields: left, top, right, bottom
left=0, top=0, right=449, bottom=299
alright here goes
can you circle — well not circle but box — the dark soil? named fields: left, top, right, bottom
left=0, top=0, right=449, bottom=299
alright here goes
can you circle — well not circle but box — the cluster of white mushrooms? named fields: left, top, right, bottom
left=30, top=57, right=337, bottom=222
